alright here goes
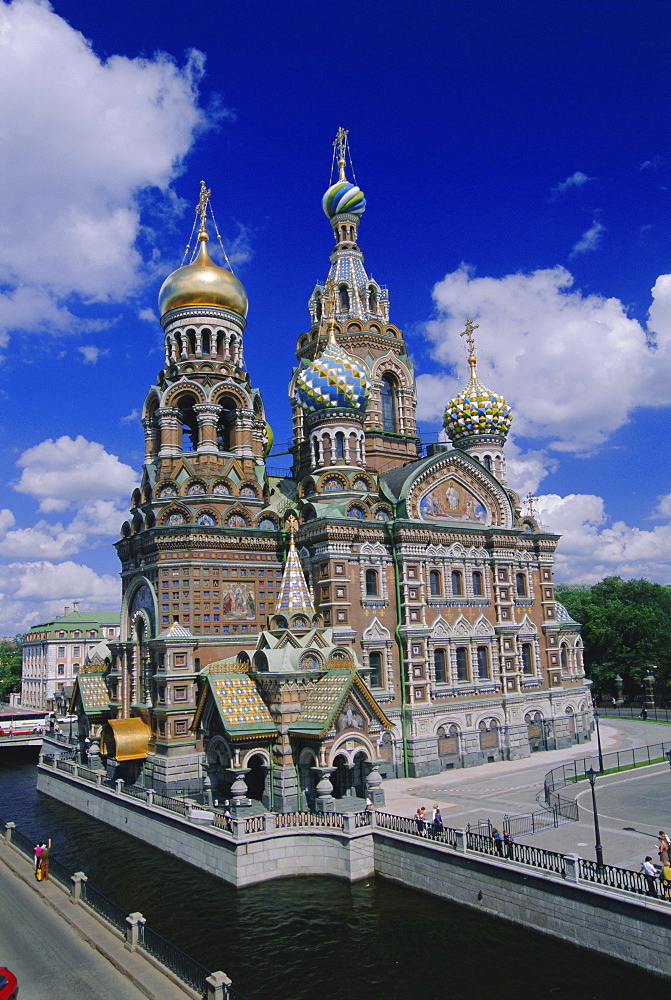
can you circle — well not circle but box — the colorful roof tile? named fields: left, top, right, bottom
left=295, top=339, right=371, bottom=413
left=194, top=670, right=277, bottom=738
left=73, top=673, right=109, bottom=713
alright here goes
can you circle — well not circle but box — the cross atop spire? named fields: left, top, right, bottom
left=197, top=179, right=211, bottom=232
left=334, top=127, right=349, bottom=181
left=460, top=317, right=480, bottom=380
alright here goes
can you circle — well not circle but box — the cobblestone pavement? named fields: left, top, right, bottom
left=379, top=718, right=671, bottom=870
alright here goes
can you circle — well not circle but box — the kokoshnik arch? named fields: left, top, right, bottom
left=71, top=130, right=590, bottom=809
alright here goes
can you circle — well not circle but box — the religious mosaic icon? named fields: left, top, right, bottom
left=419, top=477, right=489, bottom=525
left=239, top=486, right=256, bottom=497
left=213, top=482, right=231, bottom=495
left=197, top=513, right=215, bottom=526
left=158, top=485, right=177, bottom=498
left=166, top=512, right=187, bottom=525
left=259, top=518, right=275, bottom=530
left=188, top=482, right=206, bottom=495
left=352, top=477, right=369, bottom=491
left=336, top=699, right=364, bottom=732
left=227, top=514, right=247, bottom=528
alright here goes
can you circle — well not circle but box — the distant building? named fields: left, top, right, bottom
left=73, top=134, right=589, bottom=804
left=21, top=604, right=120, bottom=710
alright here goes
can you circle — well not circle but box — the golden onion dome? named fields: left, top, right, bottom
left=158, top=229, right=248, bottom=318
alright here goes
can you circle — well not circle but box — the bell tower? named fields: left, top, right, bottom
left=292, top=130, right=419, bottom=476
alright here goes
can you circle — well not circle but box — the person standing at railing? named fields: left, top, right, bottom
left=640, top=856, right=658, bottom=897
left=38, top=838, right=51, bottom=881
left=658, top=831, right=670, bottom=866
left=503, top=830, right=514, bottom=859
left=492, top=828, right=504, bottom=857
left=432, top=805, right=443, bottom=838
left=660, top=862, right=671, bottom=900
left=414, top=806, right=426, bottom=836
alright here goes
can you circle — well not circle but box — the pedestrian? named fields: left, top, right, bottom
left=661, top=863, right=671, bottom=901
left=365, top=795, right=373, bottom=812
left=492, top=827, right=504, bottom=857
left=503, top=829, right=514, bottom=859
left=658, top=831, right=670, bottom=866
left=640, top=856, right=658, bottom=897
left=38, top=839, right=51, bottom=882
left=640, top=705, right=648, bottom=721
left=33, top=842, right=43, bottom=871
left=414, top=806, right=426, bottom=836
left=432, top=804, right=443, bottom=838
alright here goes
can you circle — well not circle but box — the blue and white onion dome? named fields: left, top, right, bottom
left=443, top=373, right=513, bottom=443
left=295, top=340, right=371, bottom=413
left=322, top=179, right=366, bottom=218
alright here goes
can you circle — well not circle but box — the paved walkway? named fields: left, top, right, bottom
left=379, top=719, right=671, bottom=870
left=0, top=841, right=196, bottom=1000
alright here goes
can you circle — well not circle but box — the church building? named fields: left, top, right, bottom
left=73, top=131, right=589, bottom=808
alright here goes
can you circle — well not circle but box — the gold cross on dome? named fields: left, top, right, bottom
left=525, top=492, right=539, bottom=517
left=460, top=317, right=479, bottom=355
left=285, top=514, right=298, bottom=541
left=197, top=180, right=211, bottom=229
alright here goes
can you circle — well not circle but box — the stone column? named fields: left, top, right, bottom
left=194, top=403, right=220, bottom=456
left=157, top=407, right=181, bottom=457
left=125, top=912, right=146, bottom=952
left=312, top=766, right=336, bottom=813
left=227, top=768, right=251, bottom=814
left=70, top=872, right=87, bottom=904
left=3, top=822, right=15, bottom=845
left=365, top=759, right=385, bottom=807
left=206, top=972, right=233, bottom=1000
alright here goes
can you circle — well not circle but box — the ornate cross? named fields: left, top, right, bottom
left=197, top=179, right=211, bottom=229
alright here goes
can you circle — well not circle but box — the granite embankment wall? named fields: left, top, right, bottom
left=374, top=831, right=671, bottom=980
left=37, top=763, right=671, bottom=979
left=36, top=765, right=374, bottom=887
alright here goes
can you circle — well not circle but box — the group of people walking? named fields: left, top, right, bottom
left=641, top=831, right=671, bottom=899
left=414, top=805, right=443, bottom=837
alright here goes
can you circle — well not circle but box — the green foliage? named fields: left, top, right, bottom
left=0, top=636, right=24, bottom=701
left=556, top=578, right=671, bottom=701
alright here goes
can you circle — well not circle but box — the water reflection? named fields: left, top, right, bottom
left=0, top=752, right=656, bottom=1000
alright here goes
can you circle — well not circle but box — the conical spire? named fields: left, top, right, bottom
left=275, top=516, right=314, bottom=614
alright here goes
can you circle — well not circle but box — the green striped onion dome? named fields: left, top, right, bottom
left=322, top=180, right=366, bottom=218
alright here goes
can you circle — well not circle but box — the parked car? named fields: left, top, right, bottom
left=0, top=967, right=18, bottom=999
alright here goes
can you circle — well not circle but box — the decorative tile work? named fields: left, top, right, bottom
left=295, top=341, right=371, bottom=412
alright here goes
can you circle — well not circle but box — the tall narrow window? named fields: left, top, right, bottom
left=369, top=650, right=382, bottom=687
left=472, top=571, right=484, bottom=596
left=339, top=285, right=350, bottom=312
left=521, top=643, right=533, bottom=674
left=381, top=376, right=398, bottom=433
left=365, top=569, right=379, bottom=597
left=451, top=570, right=463, bottom=596
left=429, top=570, right=441, bottom=596
left=477, top=646, right=489, bottom=679
left=335, top=432, right=345, bottom=460
left=178, top=394, right=199, bottom=452
left=516, top=573, right=527, bottom=597
left=560, top=644, right=568, bottom=671
left=434, top=647, right=446, bottom=684
left=369, top=286, right=378, bottom=313
left=456, top=647, right=468, bottom=682
left=483, top=455, right=492, bottom=472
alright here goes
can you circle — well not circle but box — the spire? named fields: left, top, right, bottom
left=276, top=516, right=315, bottom=614
left=460, top=317, right=481, bottom=385
left=334, top=127, right=348, bottom=182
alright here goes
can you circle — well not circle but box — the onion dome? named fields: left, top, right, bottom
left=295, top=334, right=371, bottom=413
left=262, top=421, right=274, bottom=457
left=322, top=179, right=366, bottom=219
left=158, top=228, right=248, bottom=318
left=444, top=372, right=513, bottom=444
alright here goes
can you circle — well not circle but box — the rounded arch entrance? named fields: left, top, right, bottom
left=205, top=735, right=233, bottom=804
left=329, top=737, right=376, bottom=801
left=241, top=748, right=271, bottom=808
left=298, top=747, right=318, bottom=811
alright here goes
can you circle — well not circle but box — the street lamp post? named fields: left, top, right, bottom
left=593, top=710, right=604, bottom=773
left=586, top=766, right=604, bottom=868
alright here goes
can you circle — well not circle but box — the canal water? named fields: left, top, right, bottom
left=0, top=750, right=658, bottom=1000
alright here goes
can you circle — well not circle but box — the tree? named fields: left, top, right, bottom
left=0, top=636, right=24, bottom=701
left=556, top=578, right=671, bottom=702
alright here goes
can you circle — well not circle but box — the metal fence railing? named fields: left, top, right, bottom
left=544, top=739, right=671, bottom=803
left=503, top=798, right=579, bottom=840
left=0, top=815, right=248, bottom=999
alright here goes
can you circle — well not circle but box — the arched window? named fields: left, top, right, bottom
left=437, top=724, right=459, bottom=756
left=335, top=432, right=345, bottom=460
left=177, top=394, right=199, bottom=451
left=369, top=650, right=382, bottom=687
left=472, top=571, right=484, bottom=596
left=516, top=573, right=527, bottom=597
left=365, top=569, right=379, bottom=597
left=381, top=376, right=398, bottom=433
left=339, top=285, right=350, bottom=312
left=521, top=643, right=533, bottom=674
left=201, top=329, right=211, bottom=355
left=434, top=647, right=446, bottom=683
left=451, top=570, right=463, bottom=596
left=477, top=646, right=489, bottom=679
left=315, top=295, right=322, bottom=322
left=369, top=286, right=378, bottom=313
left=560, top=644, right=568, bottom=671
left=483, top=455, right=492, bottom=472
left=456, top=647, right=468, bottom=682
left=217, top=398, right=236, bottom=452
left=429, top=570, right=442, bottom=596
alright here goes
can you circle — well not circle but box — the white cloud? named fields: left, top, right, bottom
left=652, top=494, right=671, bottom=519
left=0, top=560, right=121, bottom=632
left=0, top=0, right=209, bottom=338
left=0, top=509, right=15, bottom=533
left=551, top=171, right=594, bottom=197
left=138, top=307, right=157, bottom=323
left=120, top=409, right=141, bottom=425
left=418, top=263, right=671, bottom=452
left=570, top=219, right=605, bottom=257
left=13, top=435, right=137, bottom=512
left=538, top=493, right=671, bottom=585
left=78, top=345, right=107, bottom=363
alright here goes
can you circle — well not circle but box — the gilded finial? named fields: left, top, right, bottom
left=334, top=127, right=348, bottom=181
left=524, top=492, right=539, bottom=518
left=285, top=514, right=298, bottom=543
left=460, top=317, right=480, bottom=379
left=197, top=180, right=211, bottom=235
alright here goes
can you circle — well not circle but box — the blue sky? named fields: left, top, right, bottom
left=0, top=0, right=669, bottom=635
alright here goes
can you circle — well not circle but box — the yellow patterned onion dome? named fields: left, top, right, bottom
left=295, top=340, right=371, bottom=413
left=158, top=231, right=248, bottom=318
left=322, top=180, right=366, bottom=219
left=443, top=375, right=513, bottom=443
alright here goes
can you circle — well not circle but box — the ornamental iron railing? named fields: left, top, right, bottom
left=139, top=922, right=211, bottom=996
left=544, top=739, right=671, bottom=803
